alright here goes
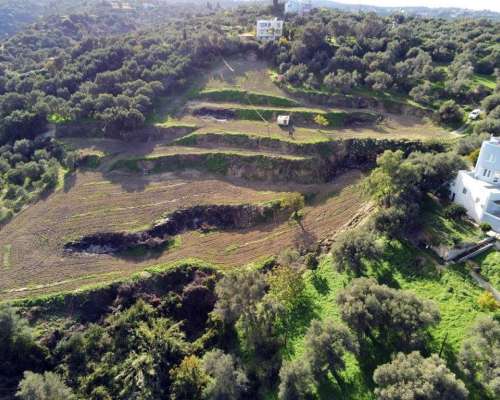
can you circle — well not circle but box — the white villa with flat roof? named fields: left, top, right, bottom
left=450, top=136, right=500, bottom=232
left=285, top=0, right=312, bottom=15
left=256, top=18, right=283, bottom=41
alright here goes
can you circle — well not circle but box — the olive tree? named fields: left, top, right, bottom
left=213, top=269, right=267, bottom=327
left=278, top=359, right=314, bottom=400
left=373, top=352, right=468, bottom=400
left=202, top=350, right=248, bottom=400
left=304, top=319, right=359, bottom=384
left=331, top=228, right=384, bottom=276
left=16, top=371, right=75, bottom=400
left=459, top=316, right=500, bottom=397
left=336, top=278, right=440, bottom=349
left=438, top=100, right=463, bottom=124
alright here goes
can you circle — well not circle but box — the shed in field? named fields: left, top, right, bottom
left=277, top=115, right=290, bottom=126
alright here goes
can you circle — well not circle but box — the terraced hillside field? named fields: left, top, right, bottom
left=0, top=167, right=365, bottom=299
left=0, top=55, right=453, bottom=300
left=161, top=56, right=454, bottom=141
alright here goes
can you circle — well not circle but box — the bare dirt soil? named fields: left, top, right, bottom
left=0, top=169, right=364, bottom=300
left=174, top=113, right=448, bottom=141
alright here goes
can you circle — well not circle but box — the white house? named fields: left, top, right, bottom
left=285, top=0, right=312, bottom=15
left=450, top=136, right=500, bottom=232
left=256, top=18, right=283, bottom=41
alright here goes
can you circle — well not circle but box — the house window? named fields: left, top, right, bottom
left=483, top=168, right=488, bottom=176
left=494, top=171, right=500, bottom=183
left=462, top=188, right=467, bottom=194
left=488, top=154, right=496, bottom=163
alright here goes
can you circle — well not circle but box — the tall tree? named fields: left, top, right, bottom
left=373, top=352, right=468, bottom=400
left=336, top=278, right=440, bottom=349
left=16, top=371, right=74, bottom=400
left=459, top=316, right=500, bottom=398
left=202, top=350, right=248, bottom=400
left=304, top=319, right=359, bottom=384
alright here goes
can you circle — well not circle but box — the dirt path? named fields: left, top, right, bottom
left=470, top=270, right=500, bottom=302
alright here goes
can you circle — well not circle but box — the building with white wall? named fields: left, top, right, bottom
left=450, top=136, right=500, bottom=232
left=256, top=18, right=283, bottom=41
left=285, top=0, right=312, bottom=15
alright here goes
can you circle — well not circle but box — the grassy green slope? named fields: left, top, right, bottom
left=279, top=240, right=495, bottom=399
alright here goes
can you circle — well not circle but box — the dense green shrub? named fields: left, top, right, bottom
left=444, top=204, right=467, bottom=219
left=374, top=352, right=468, bottom=400
left=480, top=222, right=492, bottom=232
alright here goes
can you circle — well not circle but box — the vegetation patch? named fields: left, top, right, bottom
left=420, top=197, right=485, bottom=247
left=198, top=88, right=301, bottom=107
left=110, top=152, right=326, bottom=183
left=472, top=250, right=500, bottom=289
left=192, top=104, right=378, bottom=128
left=472, top=73, right=496, bottom=90
left=2, top=244, right=11, bottom=269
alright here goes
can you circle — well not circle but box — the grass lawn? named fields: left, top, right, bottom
left=472, top=73, right=496, bottom=90
left=373, top=240, right=493, bottom=352
left=282, top=258, right=375, bottom=400
left=279, top=236, right=495, bottom=399
left=472, top=249, right=500, bottom=289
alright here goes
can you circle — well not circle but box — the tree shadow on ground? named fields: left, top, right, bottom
left=382, top=239, right=440, bottom=282
left=281, top=293, right=319, bottom=357
left=316, top=373, right=369, bottom=400
left=292, top=226, right=318, bottom=253
left=311, top=272, right=330, bottom=295
left=357, top=338, right=391, bottom=389
left=370, top=259, right=400, bottom=289
left=63, top=171, right=76, bottom=192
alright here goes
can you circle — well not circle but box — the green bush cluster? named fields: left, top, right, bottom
left=0, top=137, right=69, bottom=216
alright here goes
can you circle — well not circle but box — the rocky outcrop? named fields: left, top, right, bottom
left=65, top=202, right=297, bottom=254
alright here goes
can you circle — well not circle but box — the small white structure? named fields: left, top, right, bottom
left=277, top=115, right=290, bottom=126
left=285, top=0, right=312, bottom=15
left=469, top=109, right=481, bottom=120
left=450, top=136, right=500, bottom=232
left=256, top=18, right=283, bottom=41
